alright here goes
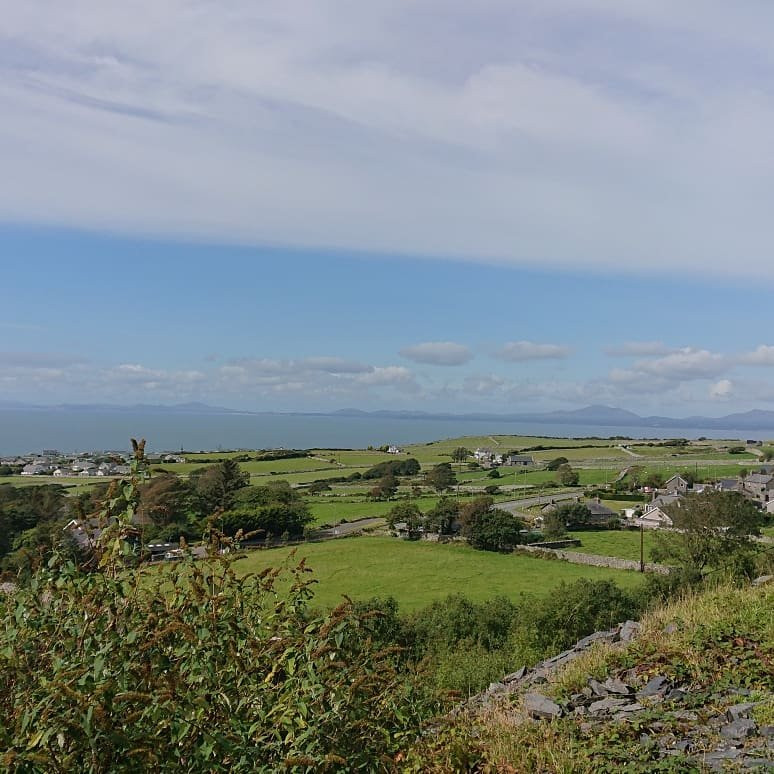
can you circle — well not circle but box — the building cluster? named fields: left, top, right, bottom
left=2, top=450, right=186, bottom=478
left=626, top=469, right=774, bottom=529
left=473, top=448, right=535, bottom=468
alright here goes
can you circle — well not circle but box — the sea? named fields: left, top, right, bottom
left=0, top=409, right=768, bottom=456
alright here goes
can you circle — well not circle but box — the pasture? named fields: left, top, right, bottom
left=233, top=536, right=645, bottom=612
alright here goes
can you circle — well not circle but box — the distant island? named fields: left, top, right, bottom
left=5, top=400, right=774, bottom=431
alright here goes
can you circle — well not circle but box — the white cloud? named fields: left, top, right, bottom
left=400, top=341, right=472, bottom=366
left=605, top=341, right=674, bottom=357
left=709, top=379, right=733, bottom=398
left=631, top=348, right=727, bottom=381
left=738, top=345, right=774, bottom=366
left=6, top=4, right=774, bottom=276
left=496, top=341, right=570, bottom=361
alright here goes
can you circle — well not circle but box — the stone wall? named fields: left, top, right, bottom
left=514, top=544, right=671, bottom=574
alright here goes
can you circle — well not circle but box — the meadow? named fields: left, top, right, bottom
left=233, top=536, right=645, bottom=612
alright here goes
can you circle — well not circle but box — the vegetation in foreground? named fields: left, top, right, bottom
left=407, top=582, right=774, bottom=772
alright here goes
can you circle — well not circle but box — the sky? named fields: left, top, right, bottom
left=3, top=2, right=774, bottom=416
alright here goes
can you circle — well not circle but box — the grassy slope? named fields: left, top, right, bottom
left=233, top=536, right=644, bottom=612
left=415, top=583, right=774, bottom=772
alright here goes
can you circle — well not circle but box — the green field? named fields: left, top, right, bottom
left=568, top=529, right=658, bottom=562
left=233, top=536, right=645, bottom=612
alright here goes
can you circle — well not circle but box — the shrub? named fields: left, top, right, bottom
left=0, top=554, right=432, bottom=771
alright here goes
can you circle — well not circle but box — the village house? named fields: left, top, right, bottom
left=636, top=504, right=674, bottom=529
left=663, top=474, right=690, bottom=494
left=742, top=472, right=774, bottom=506
left=503, top=453, right=535, bottom=468
left=386, top=446, right=403, bottom=455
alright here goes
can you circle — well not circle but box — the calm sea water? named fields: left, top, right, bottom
left=0, top=409, right=764, bottom=455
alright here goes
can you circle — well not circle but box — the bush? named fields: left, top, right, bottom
left=0, top=554, right=432, bottom=771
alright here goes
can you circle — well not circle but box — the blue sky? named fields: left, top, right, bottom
left=3, top=2, right=774, bottom=415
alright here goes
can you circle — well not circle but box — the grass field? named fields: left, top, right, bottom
left=568, top=529, right=658, bottom=562
left=233, top=536, right=645, bottom=612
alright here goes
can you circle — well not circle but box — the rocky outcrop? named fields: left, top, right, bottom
left=463, top=619, right=641, bottom=712
left=466, top=619, right=773, bottom=771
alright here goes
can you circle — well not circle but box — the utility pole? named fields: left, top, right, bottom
left=639, top=523, right=645, bottom=573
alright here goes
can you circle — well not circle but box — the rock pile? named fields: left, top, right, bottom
left=466, top=619, right=773, bottom=771
left=464, top=619, right=641, bottom=711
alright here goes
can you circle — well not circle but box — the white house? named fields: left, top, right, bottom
left=636, top=505, right=674, bottom=529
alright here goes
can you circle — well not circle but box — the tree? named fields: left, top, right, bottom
left=218, top=481, right=312, bottom=538
left=451, top=447, right=471, bottom=463
left=459, top=497, right=524, bottom=551
left=375, top=472, right=398, bottom=499
left=139, top=474, right=193, bottom=527
left=553, top=501, right=593, bottom=529
left=386, top=502, right=423, bottom=537
left=191, top=459, right=249, bottom=513
left=556, top=463, right=579, bottom=487
left=762, top=447, right=774, bottom=462
left=627, top=465, right=645, bottom=489
left=425, top=463, right=457, bottom=492
left=546, top=456, right=569, bottom=471
left=424, top=497, right=460, bottom=535
left=653, top=491, right=764, bottom=579
left=645, top=471, right=665, bottom=489
left=487, top=468, right=501, bottom=479
left=541, top=510, right=567, bottom=540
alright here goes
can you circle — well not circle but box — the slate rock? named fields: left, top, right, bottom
left=604, top=677, right=632, bottom=695
left=721, top=719, right=757, bottom=741
left=504, top=666, right=527, bottom=683
left=488, top=682, right=505, bottom=694
left=613, top=703, right=644, bottom=717
left=619, top=620, right=641, bottom=642
left=665, top=688, right=686, bottom=703
left=638, top=675, right=670, bottom=698
left=576, top=630, right=614, bottom=650
left=589, top=678, right=609, bottom=697
left=588, top=696, right=631, bottom=715
left=727, top=703, right=757, bottom=722
left=524, top=693, right=562, bottom=720
left=760, top=726, right=774, bottom=738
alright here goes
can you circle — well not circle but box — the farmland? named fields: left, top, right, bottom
left=233, top=536, right=646, bottom=612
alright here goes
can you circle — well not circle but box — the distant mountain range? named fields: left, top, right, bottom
left=334, top=404, right=774, bottom=431
left=4, top=400, right=774, bottom=431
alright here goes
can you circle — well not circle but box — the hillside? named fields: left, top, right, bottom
left=410, top=582, right=774, bottom=772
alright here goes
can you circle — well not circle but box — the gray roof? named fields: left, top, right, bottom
left=745, top=473, right=773, bottom=485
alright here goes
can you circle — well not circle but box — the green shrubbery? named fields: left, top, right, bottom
left=0, top=553, right=433, bottom=772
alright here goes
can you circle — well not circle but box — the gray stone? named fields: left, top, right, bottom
left=619, top=620, right=641, bottom=642
left=752, top=574, right=773, bottom=587
left=588, top=696, right=631, bottom=715
left=613, top=703, right=644, bottom=716
left=524, top=692, right=563, bottom=720
left=741, top=757, right=774, bottom=770
left=604, top=677, right=633, bottom=695
left=721, top=719, right=757, bottom=741
left=576, top=630, right=615, bottom=649
left=638, top=675, right=670, bottom=698
left=488, top=682, right=505, bottom=694
left=663, top=622, right=679, bottom=635
left=665, top=688, right=686, bottom=703
left=504, top=666, right=527, bottom=683
left=727, top=703, right=757, bottom=722
left=760, top=726, right=774, bottom=738
left=589, top=678, right=609, bottom=697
